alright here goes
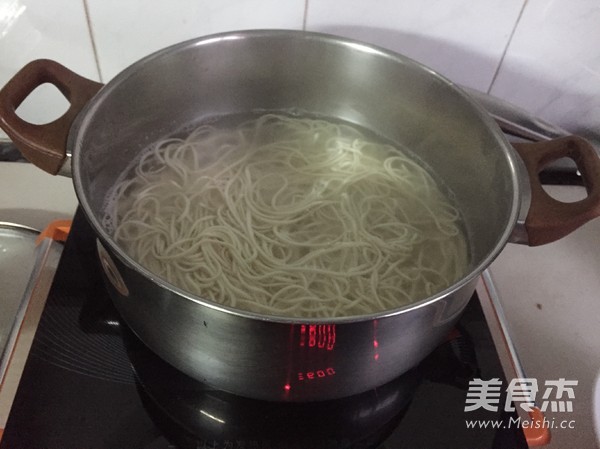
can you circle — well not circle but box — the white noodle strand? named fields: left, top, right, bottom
left=108, top=114, right=469, bottom=318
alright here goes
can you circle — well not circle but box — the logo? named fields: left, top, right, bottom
left=464, top=378, right=578, bottom=430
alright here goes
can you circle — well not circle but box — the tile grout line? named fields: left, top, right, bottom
left=82, top=0, right=103, bottom=83
left=302, top=0, right=309, bottom=30
left=487, top=0, right=528, bottom=94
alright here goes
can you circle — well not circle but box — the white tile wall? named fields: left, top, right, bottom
left=0, top=0, right=99, bottom=139
left=0, top=0, right=599, bottom=144
left=489, top=0, right=600, bottom=142
left=86, top=0, right=306, bottom=81
left=305, top=0, right=525, bottom=92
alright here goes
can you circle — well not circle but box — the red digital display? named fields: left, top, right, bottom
left=309, top=325, right=317, bottom=347
left=299, top=324, right=335, bottom=350
left=297, top=367, right=336, bottom=381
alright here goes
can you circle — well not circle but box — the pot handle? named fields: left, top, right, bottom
left=512, top=135, right=600, bottom=246
left=0, top=59, right=103, bottom=175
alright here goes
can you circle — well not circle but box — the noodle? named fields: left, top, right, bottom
left=107, top=114, right=469, bottom=318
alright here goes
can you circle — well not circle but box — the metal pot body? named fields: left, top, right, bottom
left=71, top=31, right=520, bottom=401
left=99, top=235, right=478, bottom=401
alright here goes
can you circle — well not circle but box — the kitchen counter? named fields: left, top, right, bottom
left=0, top=162, right=77, bottom=231
left=490, top=184, right=600, bottom=449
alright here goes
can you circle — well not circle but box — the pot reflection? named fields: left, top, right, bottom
left=123, top=326, right=421, bottom=449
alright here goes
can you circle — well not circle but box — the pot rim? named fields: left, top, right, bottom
left=70, top=29, right=521, bottom=324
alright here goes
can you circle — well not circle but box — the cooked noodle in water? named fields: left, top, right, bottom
left=107, top=114, right=469, bottom=318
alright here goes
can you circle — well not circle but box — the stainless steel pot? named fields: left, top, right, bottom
left=1, top=30, right=599, bottom=401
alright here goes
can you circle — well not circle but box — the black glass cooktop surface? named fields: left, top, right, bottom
left=0, top=210, right=527, bottom=449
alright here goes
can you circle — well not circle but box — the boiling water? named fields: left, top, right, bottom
left=102, top=112, right=470, bottom=318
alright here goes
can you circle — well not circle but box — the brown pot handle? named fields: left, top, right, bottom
left=513, top=135, right=600, bottom=246
left=0, top=59, right=103, bottom=175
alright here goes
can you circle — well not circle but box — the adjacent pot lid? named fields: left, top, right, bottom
left=0, top=223, right=39, bottom=374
